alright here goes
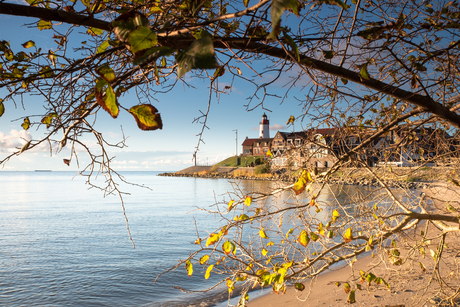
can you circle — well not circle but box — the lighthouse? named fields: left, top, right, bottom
left=259, top=113, right=269, bottom=138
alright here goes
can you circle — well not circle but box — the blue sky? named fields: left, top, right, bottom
left=0, top=7, right=308, bottom=171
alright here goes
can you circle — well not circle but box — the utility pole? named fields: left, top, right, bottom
left=233, top=129, right=238, bottom=156
left=233, top=129, right=238, bottom=166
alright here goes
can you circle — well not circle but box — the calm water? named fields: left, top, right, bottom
left=1, top=171, right=257, bottom=307
left=0, top=171, right=405, bottom=306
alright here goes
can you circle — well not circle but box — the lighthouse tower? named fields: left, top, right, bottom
left=259, top=113, right=269, bottom=138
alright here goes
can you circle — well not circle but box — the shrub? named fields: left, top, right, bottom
left=254, top=163, right=270, bottom=175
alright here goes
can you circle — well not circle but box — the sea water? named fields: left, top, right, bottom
left=0, top=171, right=402, bottom=306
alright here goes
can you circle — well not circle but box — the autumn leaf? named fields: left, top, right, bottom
left=318, top=223, right=325, bottom=237
left=22, top=40, right=35, bottom=48
left=0, top=99, right=4, bottom=117
left=310, top=232, right=320, bottom=242
left=96, top=64, right=116, bottom=83
left=332, top=209, right=340, bottom=222
left=244, top=196, right=252, bottom=206
left=21, top=117, right=30, bottom=130
left=185, top=260, right=193, bottom=276
left=19, top=140, right=31, bottom=155
left=286, top=115, right=295, bottom=125
left=228, top=200, right=235, bottom=211
left=129, top=104, right=163, bottom=130
left=344, top=282, right=351, bottom=294
left=347, top=290, right=356, bottom=303
left=359, top=64, right=370, bottom=80
left=294, top=283, right=305, bottom=291
left=95, top=84, right=119, bottom=118
left=259, top=228, right=269, bottom=239
left=38, top=20, right=52, bottom=30
left=222, top=241, right=236, bottom=256
left=206, top=233, right=220, bottom=247
left=344, top=228, right=353, bottom=243
left=205, top=264, right=214, bottom=279
left=63, top=159, right=70, bottom=166
left=298, top=230, right=309, bottom=247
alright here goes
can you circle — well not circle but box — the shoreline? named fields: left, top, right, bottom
left=158, top=166, right=429, bottom=190
left=243, top=184, right=460, bottom=307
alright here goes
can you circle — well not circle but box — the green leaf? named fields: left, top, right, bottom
left=199, top=255, right=209, bottom=265
left=310, top=232, right=320, bottom=241
left=341, top=78, right=348, bottom=85
left=282, top=34, right=300, bottom=61
left=270, top=0, right=300, bottom=39
left=21, top=117, right=30, bottom=130
left=96, top=64, right=116, bottom=82
left=87, top=27, right=103, bottom=36
left=132, top=46, right=174, bottom=66
left=323, top=50, right=335, bottom=59
left=22, top=41, right=35, bottom=49
left=366, top=272, right=376, bottom=284
left=0, top=99, right=4, bottom=117
left=347, top=290, right=356, bottom=304
left=129, top=104, right=163, bottom=131
left=294, top=283, right=305, bottom=291
left=297, top=230, right=309, bottom=247
left=97, top=40, right=110, bottom=54
left=185, top=260, right=193, bottom=276
left=326, top=230, right=334, bottom=238
left=128, top=26, right=158, bottom=54
left=205, top=264, right=214, bottom=279
left=446, top=204, right=456, bottom=212
left=38, top=20, right=52, bottom=30
left=360, top=64, right=370, bottom=80
left=176, top=31, right=218, bottom=78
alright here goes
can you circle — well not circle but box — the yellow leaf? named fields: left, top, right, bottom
left=286, top=228, right=293, bottom=239
left=318, top=223, right=325, bottom=237
left=205, top=264, right=214, bottom=279
left=199, top=255, right=209, bottom=265
left=206, top=233, right=220, bottom=247
left=267, top=241, right=274, bottom=246
left=259, top=228, right=269, bottom=239
left=332, top=209, right=340, bottom=222
left=185, top=260, right=193, bottom=277
left=222, top=241, right=236, bottom=256
left=228, top=200, right=235, bottom=210
left=298, top=230, right=309, bottom=247
left=244, top=196, right=252, bottom=206
left=344, top=228, right=353, bottom=243
left=226, top=279, right=235, bottom=293
left=286, top=115, right=295, bottom=125
left=262, top=248, right=268, bottom=256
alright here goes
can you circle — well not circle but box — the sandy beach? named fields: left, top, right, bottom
left=247, top=183, right=460, bottom=307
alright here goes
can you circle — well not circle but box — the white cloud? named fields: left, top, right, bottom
left=270, top=124, right=286, bottom=131
left=0, top=129, right=31, bottom=153
left=0, top=129, right=60, bottom=154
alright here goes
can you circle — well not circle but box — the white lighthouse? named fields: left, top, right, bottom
left=259, top=113, right=269, bottom=138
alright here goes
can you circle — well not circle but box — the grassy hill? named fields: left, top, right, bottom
left=216, top=155, right=265, bottom=167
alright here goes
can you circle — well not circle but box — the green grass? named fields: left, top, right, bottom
left=216, top=156, right=265, bottom=167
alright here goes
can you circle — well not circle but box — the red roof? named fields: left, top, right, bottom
left=242, top=138, right=259, bottom=146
